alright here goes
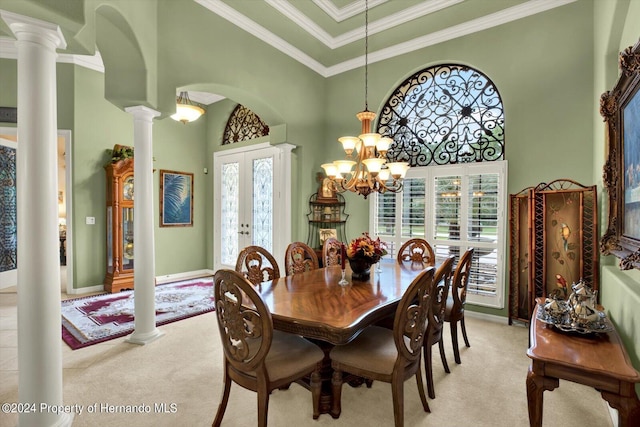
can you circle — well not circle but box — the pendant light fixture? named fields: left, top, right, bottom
left=322, top=0, right=409, bottom=199
left=171, top=91, right=205, bottom=124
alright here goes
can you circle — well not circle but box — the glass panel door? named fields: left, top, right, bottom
left=215, top=147, right=277, bottom=270
left=249, top=152, right=273, bottom=251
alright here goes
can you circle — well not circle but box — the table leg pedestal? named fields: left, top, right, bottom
left=526, top=365, right=559, bottom=427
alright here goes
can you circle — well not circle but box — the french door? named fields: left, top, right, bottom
left=0, top=135, right=17, bottom=288
left=213, top=142, right=293, bottom=272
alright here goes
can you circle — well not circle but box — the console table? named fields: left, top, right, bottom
left=526, top=299, right=640, bottom=426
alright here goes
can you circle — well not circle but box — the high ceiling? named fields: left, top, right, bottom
left=195, top=0, right=576, bottom=77
left=0, top=0, right=577, bottom=105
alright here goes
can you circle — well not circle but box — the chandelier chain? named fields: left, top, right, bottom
left=364, top=0, right=369, bottom=112
left=321, top=0, right=409, bottom=198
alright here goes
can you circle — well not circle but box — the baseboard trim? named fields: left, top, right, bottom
left=69, top=269, right=215, bottom=295
left=155, top=269, right=215, bottom=285
left=465, top=309, right=510, bottom=325
left=66, top=284, right=104, bottom=295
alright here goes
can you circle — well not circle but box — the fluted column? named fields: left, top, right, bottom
left=0, top=10, right=72, bottom=427
left=124, top=106, right=164, bottom=345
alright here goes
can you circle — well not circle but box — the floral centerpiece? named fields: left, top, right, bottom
left=345, top=232, right=388, bottom=279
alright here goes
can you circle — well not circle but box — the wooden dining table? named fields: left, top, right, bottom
left=253, top=258, right=426, bottom=418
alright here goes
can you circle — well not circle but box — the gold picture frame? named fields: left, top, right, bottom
left=601, top=38, right=640, bottom=269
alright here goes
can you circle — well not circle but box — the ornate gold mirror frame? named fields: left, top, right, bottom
left=600, top=39, right=640, bottom=270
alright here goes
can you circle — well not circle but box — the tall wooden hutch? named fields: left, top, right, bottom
left=104, top=146, right=135, bottom=292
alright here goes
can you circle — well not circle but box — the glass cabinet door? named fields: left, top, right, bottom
left=123, top=176, right=134, bottom=200
left=106, top=206, right=113, bottom=273
left=122, top=207, right=134, bottom=270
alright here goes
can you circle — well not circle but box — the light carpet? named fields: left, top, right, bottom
left=0, top=288, right=614, bottom=426
left=61, top=277, right=214, bottom=349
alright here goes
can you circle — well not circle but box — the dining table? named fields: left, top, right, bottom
left=253, top=258, right=427, bottom=418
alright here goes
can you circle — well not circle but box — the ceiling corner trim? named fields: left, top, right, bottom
left=58, top=51, right=104, bottom=73
left=311, top=0, right=387, bottom=23
left=267, top=0, right=464, bottom=50
left=324, top=0, right=579, bottom=77
left=194, top=0, right=328, bottom=76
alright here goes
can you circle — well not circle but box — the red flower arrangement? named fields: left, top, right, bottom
left=346, top=232, right=388, bottom=264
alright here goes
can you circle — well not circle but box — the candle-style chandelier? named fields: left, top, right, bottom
left=322, top=0, right=409, bottom=199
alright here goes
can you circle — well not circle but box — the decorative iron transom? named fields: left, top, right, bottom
left=222, top=104, right=270, bottom=145
left=377, top=64, right=504, bottom=166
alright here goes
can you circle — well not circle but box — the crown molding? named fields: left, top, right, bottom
left=194, top=0, right=327, bottom=75
left=268, top=0, right=463, bottom=48
left=0, top=37, right=104, bottom=72
left=1, top=0, right=578, bottom=80
left=327, top=0, right=577, bottom=76
left=198, top=0, right=576, bottom=77
left=311, top=0, right=387, bottom=23
left=58, top=50, right=104, bottom=72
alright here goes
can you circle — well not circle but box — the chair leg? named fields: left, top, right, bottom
left=257, top=381, right=269, bottom=427
left=391, top=376, right=405, bottom=427
left=212, top=369, right=232, bottom=427
left=423, top=343, right=435, bottom=399
left=310, top=369, right=321, bottom=420
left=450, top=321, right=461, bottom=364
left=330, top=369, right=343, bottom=418
left=461, top=316, right=470, bottom=348
left=438, top=339, right=450, bottom=373
left=415, top=364, right=430, bottom=413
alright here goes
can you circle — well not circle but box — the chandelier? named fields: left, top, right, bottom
left=170, top=91, right=205, bottom=124
left=321, top=0, right=409, bottom=199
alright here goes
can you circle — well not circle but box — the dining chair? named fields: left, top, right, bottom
left=329, top=267, right=436, bottom=426
left=445, top=247, right=474, bottom=364
left=212, top=269, right=324, bottom=426
left=424, top=255, right=454, bottom=399
left=322, top=237, right=343, bottom=267
left=397, top=238, right=436, bottom=267
left=235, top=245, right=280, bottom=285
left=284, top=241, right=319, bottom=275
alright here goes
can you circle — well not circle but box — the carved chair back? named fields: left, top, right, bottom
left=449, top=248, right=474, bottom=317
left=285, top=241, right=320, bottom=275
left=322, top=237, right=343, bottom=267
left=393, top=266, right=436, bottom=363
left=397, top=238, right=436, bottom=267
left=235, top=245, right=280, bottom=285
left=214, top=269, right=273, bottom=373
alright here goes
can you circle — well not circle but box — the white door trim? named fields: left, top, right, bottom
left=213, top=142, right=294, bottom=273
left=0, top=127, right=73, bottom=292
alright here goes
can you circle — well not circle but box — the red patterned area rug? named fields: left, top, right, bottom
left=61, top=277, right=214, bottom=350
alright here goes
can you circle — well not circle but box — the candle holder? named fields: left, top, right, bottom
left=338, top=268, right=349, bottom=286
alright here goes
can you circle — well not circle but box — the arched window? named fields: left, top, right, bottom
left=377, top=64, right=504, bottom=166
left=222, top=104, right=270, bottom=145
left=372, top=64, right=507, bottom=309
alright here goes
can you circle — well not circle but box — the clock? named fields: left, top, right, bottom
left=104, top=145, right=135, bottom=292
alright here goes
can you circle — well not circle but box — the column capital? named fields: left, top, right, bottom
left=125, top=105, right=161, bottom=122
left=0, top=10, right=66, bottom=50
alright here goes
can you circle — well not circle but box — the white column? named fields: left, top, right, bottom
left=0, top=11, right=72, bottom=427
left=124, top=106, right=164, bottom=345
